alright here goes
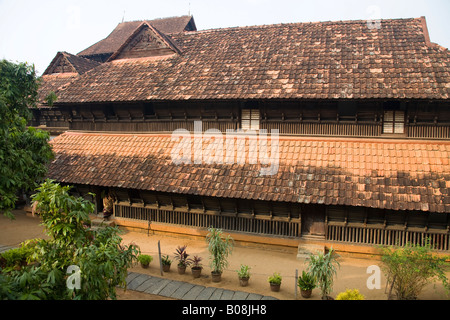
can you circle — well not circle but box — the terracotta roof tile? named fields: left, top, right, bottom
left=38, top=52, right=100, bottom=106
left=48, top=132, right=450, bottom=213
left=37, top=73, right=79, bottom=106
left=54, top=17, right=450, bottom=103
left=78, top=16, right=195, bottom=57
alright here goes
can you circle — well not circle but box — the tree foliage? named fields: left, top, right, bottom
left=0, top=59, right=53, bottom=218
left=0, top=180, right=140, bottom=300
left=380, top=242, right=450, bottom=300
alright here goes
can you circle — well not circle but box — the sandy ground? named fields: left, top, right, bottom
left=1, top=210, right=449, bottom=301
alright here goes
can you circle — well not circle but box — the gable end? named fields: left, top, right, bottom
left=108, top=22, right=181, bottom=61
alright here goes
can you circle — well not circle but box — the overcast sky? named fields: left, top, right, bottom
left=1, top=0, right=449, bottom=76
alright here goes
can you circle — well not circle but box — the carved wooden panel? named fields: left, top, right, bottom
left=48, top=55, right=76, bottom=74
left=115, top=26, right=174, bottom=60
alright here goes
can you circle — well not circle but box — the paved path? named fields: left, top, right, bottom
left=0, top=245, right=15, bottom=254
left=126, top=272, right=278, bottom=301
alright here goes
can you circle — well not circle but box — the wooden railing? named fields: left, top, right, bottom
left=70, top=120, right=240, bottom=133
left=114, top=203, right=300, bottom=238
left=407, top=125, right=450, bottom=139
left=261, top=122, right=382, bottom=137
left=68, top=118, right=450, bottom=140
left=327, top=222, right=450, bottom=251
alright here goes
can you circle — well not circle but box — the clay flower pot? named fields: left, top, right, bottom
left=191, top=267, right=202, bottom=278
left=301, top=289, right=312, bottom=298
left=178, top=265, right=187, bottom=275
left=270, top=283, right=281, bottom=292
left=211, top=271, right=222, bottom=283
left=239, top=277, right=250, bottom=287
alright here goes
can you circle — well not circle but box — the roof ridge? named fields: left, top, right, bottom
left=116, top=15, right=192, bottom=25
left=187, top=16, right=420, bottom=35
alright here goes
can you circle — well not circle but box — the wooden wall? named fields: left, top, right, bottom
left=70, top=184, right=450, bottom=251
left=33, top=99, right=450, bottom=139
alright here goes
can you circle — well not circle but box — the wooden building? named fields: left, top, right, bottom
left=34, top=15, right=450, bottom=255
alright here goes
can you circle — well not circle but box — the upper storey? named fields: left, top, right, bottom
left=78, top=15, right=196, bottom=62
left=50, top=16, right=450, bottom=104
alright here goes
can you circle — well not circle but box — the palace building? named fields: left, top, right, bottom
left=33, top=15, right=450, bottom=256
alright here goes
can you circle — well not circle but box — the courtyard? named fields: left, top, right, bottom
left=1, top=210, right=449, bottom=300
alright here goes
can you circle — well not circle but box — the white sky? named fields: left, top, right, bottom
left=1, top=0, right=449, bottom=76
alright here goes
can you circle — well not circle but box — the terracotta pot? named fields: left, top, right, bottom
left=178, top=265, right=187, bottom=275
left=162, top=264, right=171, bottom=272
left=239, top=277, right=249, bottom=287
left=301, top=289, right=312, bottom=298
left=191, top=267, right=202, bottom=278
left=211, top=271, right=222, bottom=283
left=270, top=283, right=281, bottom=292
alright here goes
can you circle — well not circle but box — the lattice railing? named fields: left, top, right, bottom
left=327, top=223, right=450, bottom=251
left=114, top=203, right=300, bottom=238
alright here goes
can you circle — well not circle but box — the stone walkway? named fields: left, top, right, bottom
left=126, top=272, right=278, bottom=300
left=0, top=245, right=15, bottom=254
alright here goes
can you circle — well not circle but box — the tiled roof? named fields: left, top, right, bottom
left=55, top=17, right=450, bottom=103
left=78, top=15, right=195, bottom=57
left=38, top=52, right=100, bottom=106
left=38, top=73, right=79, bottom=106
left=43, top=51, right=100, bottom=75
left=48, top=132, right=450, bottom=213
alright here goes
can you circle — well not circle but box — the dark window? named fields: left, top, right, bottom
left=241, top=109, right=260, bottom=131
left=383, top=110, right=405, bottom=134
left=144, top=103, right=155, bottom=116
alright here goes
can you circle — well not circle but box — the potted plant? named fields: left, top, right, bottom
left=268, top=272, right=282, bottom=292
left=161, top=254, right=172, bottom=272
left=206, top=227, right=234, bottom=282
left=174, top=245, right=192, bottom=274
left=191, top=255, right=203, bottom=278
left=237, top=264, right=251, bottom=287
left=307, top=247, right=340, bottom=300
left=297, top=270, right=316, bottom=298
left=138, top=254, right=153, bottom=269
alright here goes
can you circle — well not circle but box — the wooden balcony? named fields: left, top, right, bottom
left=327, top=222, right=450, bottom=251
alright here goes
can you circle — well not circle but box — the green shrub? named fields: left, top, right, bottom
left=206, top=227, right=234, bottom=274
left=336, top=289, right=365, bottom=300
left=138, top=254, right=153, bottom=266
left=268, top=272, right=282, bottom=285
left=237, top=264, right=251, bottom=279
left=161, top=255, right=172, bottom=266
left=307, top=247, right=340, bottom=299
left=380, top=242, right=450, bottom=300
left=297, top=270, right=317, bottom=291
left=0, top=180, right=140, bottom=300
left=0, top=239, right=39, bottom=272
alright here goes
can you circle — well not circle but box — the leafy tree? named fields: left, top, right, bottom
left=380, top=242, right=450, bottom=300
left=0, top=59, right=53, bottom=218
left=0, top=180, right=140, bottom=300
